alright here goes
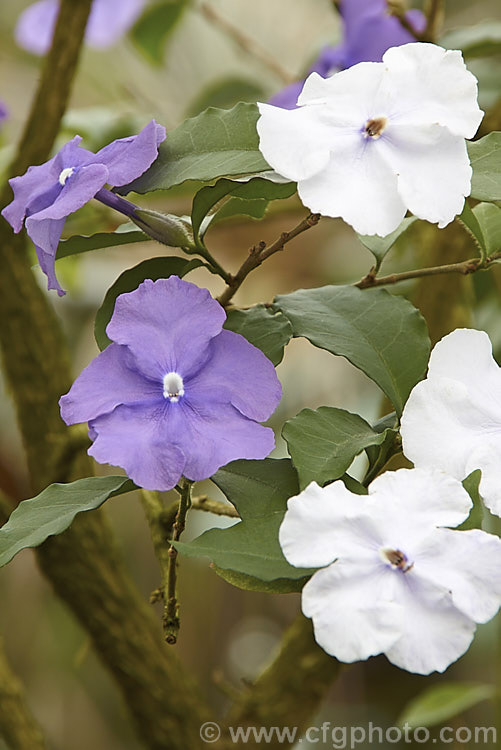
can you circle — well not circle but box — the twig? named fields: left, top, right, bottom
left=164, top=479, right=193, bottom=645
left=354, top=253, right=501, bottom=290
left=191, top=494, right=240, bottom=518
left=217, top=213, right=320, bottom=307
left=423, top=0, right=445, bottom=41
left=198, top=2, right=293, bottom=85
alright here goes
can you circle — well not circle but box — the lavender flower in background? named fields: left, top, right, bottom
left=0, top=101, right=8, bottom=127
left=401, top=328, right=501, bottom=518
left=269, top=0, right=426, bottom=109
left=258, top=43, right=483, bottom=236
left=279, top=469, right=501, bottom=674
left=15, top=0, right=145, bottom=56
left=1, top=120, right=166, bottom=295
left=60, top=276, right=282, bottom=491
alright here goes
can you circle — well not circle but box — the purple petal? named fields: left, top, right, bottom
left=94, top=120, right=166, bottom=187
left=309, top=45, right=346, bottom=77
left=0, top=101, right=8, bottom=124
left=89, top=402, right=186, bottom=491
left=86, top=0, right=145, bottom=48
left=31, top=164, right=109, bottom=221
left=25, top=216, right=66, bottom=295
left=169, top=399, right=276, bottom=482
left=106, top=277, right=226, bottom=381
left=15, top=0, right=59, bottom=56
left=60, top=343, right=161, bottom=425
left=268, top=81, right=306, bottom=110
left=187, top=330, right=281, bottom=422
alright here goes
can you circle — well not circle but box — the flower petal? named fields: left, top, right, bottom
left=15, top=0, right=59, bottom=56
left=279, top=481, right=374, bottom=569
left=385, top=575, right=476, bottom=674
left=24, top=216, right=66, bottom=295
left=186, top=330, right=281, bottom=422
left=175, top=398, right=276, bottom=481
left=95, top=120, right=166, bottom=187
left=383, top=43, right=483, bottom=138
left=302, top=560, right=402, bottom=663
left=257, top=103, right=334, bottom=181
left=60, top=343, right=161, bottom=425
left=106, top=277, right=226, bottom=381
left=30, top=164, right=109, bottom=221
left=415, top=528, right=501, bottom=623
left=85, top=0, right=145, bottom=49
left=89, top=402, right=186, bottom=491
left=379, top=122, right=471, bottom=228
left=368, top=468, right=472, bottom=537
left=298, top=139, right=407, bottom=236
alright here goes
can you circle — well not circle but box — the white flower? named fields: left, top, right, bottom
left=401, top=328, right=501, bottom=517
left=257, top=43, right=483, bottom=237
left=279, top=468, right=501, bottom=674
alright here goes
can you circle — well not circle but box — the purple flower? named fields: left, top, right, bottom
left=2, top=121, right=166, bottom=296
left=0, top=101, right=8, bottom=126
left=15, top=0, right=145, bottom=56
left=270, top=0, right=426, bottom=109
left=59, top=276, right=282, bottom=491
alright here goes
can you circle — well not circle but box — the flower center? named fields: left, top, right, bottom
left=163, top=372, right=184, bottom=402
left=379, top=546, right=413, bottom=573
left=59, top=167, right=75, bottom=186
left=363, top=116, right=388, bottom=139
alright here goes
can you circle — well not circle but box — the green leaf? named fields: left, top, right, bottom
left=458, top=470, right=484, bottom=531
left=131, top=0, right=188, bottom=65
left=358, top=217, right=417, bottom=271
left=212, top=565, right=308, bottom=593
left=212, top=458, right=299, bottom=519
left=459, top=202, right=501, bottom=260
left=117, top=103, right=270, bottom=195
left=57, top=226, right=147, bottom=260
left=398, top=682, right=496, bottom=729
left=174, top=512, right=314, bottom=581
left=209, top=196, right=268, bottom=225
left=274, top=285, right=430, bottom=416
left=94, top=256, right=204, bottom=350
left=224, top=306, right=293, bottom=365
left=0, top=476, right=134, bottom=569
left=468, top=133, right=501, bottom=202
left=283, top=407, right=390, bottom=490
left=186, top=78, right=265, bottom=117
left=440, top=22, right=501, bottom=58
left=192, top=175, right=295, bottom=242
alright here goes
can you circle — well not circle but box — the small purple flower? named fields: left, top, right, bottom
left=60, top=276, right=282, bottom=491
left=0, top=101, right=8, bottom=126
left=15, top=0, right=145, bottom=56
left=2, top=121, right=166, bottom=296
left=270, top=0, right=426, bottom=109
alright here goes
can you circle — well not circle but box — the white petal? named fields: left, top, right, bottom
left=298, top=63, right=390, bottom=120
left=298, top=138, right=406, bottom=236
left=302, top=560, right=402, bottom=663
left=385, top=574, right=476, bottom=674
left=379, top=122, right=471, bottom=228
left=383, top=43, right=483, bottom=138
left=257, top=103, right=333, bottom=181
left=466, top=442, right=501, bottom=517
left=368, top=468, right=472, bottom=539
left=279, top=481, right=374, bottom=569
left=415, top=528, right=501, bottom=623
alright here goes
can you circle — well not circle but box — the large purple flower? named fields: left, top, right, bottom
left=2, top=121, right=166, bottom=296
left=15, top=0, right=145, bottom=56
left=270, top=0, right=426, bottom=109
left=60, top=276, right=282, bottom=491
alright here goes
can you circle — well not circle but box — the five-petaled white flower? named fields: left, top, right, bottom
left=257, top=43, right=483, bottom=237
left=401, top=328, right=501, bottom=517
left=279, top=468, right=501, bottom=674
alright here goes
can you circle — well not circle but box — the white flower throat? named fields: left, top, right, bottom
left=163, top=372, right=184, bottom=402
left=59, top=167, right=75, bottom=186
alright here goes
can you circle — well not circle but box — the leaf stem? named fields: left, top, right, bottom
left=217, top=213, right=321, bottom=307
left=193, top=237, right=232, bottom=282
